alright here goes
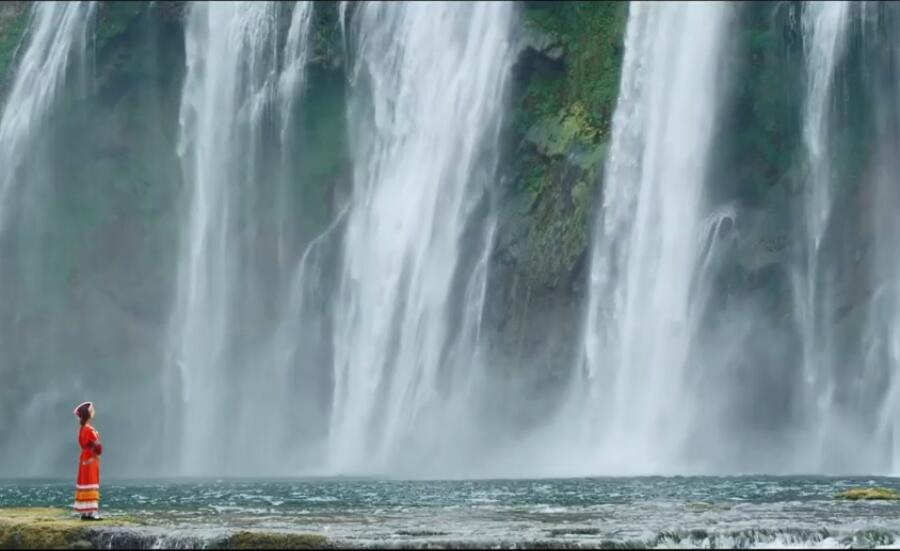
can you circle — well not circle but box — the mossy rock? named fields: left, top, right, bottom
left=0, top=508, right=137, bottom=549
left=501, top=1, right=628, bottom=303
left=525, top=102, right=602, bottom=159
left=220, top=531, right=330, bottom=550
left=835, top=487, right=900, bottom=501
left=520, top=16, right=565, bottom=60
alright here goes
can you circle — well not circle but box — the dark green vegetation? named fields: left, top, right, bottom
left=484, top=2, right=628, bottom=413
left=505, top=1, right=627, bottom=294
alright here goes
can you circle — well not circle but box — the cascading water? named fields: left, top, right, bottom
left=169, top=1, right=313, bottom=475
left=577, top=1, right=731, bottom=474
left=0, top=1, right=96, bottom=223
left=326, top=0, right=513, bottom=476
left=275, top=1, right=314, bottom=267
left=8, top=0, right=900, bottom=483
left=793, top=0, right=850, bottom=468
left=852, top=3, right=900, bottom=474
left=279, top=1, right=314, bottom=143
left=0, top=1, right=96, bottom=476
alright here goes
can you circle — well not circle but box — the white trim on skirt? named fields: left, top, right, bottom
left=73, top=501, right=99, bottom=511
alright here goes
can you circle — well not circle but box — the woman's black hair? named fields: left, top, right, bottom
left=76, top=403, right=92, bottom=426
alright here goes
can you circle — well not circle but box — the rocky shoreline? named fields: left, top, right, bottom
left=0, top=508, right=330, bottom=549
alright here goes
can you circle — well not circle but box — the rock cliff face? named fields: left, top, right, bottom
left=484, top=2, right=628, bottom=412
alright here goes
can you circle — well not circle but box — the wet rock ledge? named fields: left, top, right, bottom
left=0, top=508, right=331, bottom=549
left=835, top=487, right=900, bottom=501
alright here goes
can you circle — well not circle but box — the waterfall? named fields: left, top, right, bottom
left=0, top=1, right=96, bottom=223
left=859, top=3, right=900, bottom=474
left=169, top=1, right=313, bottom=475
left=275, top=1, right=314, bottom=268
left=279, top=1, right=314, bottom=143
left=8, top=0, right=900, bottom=481
left=800, top=2, right=849, bottom=253
left=578, top=1, right=731, bottom=474
left=793, top=0, right=850, bottom=467
left=326, top=0, right=513, bottom=475
left=0, top=1, right=95, bottom=476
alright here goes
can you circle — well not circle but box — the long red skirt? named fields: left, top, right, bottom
left=73, top=424, right=101, bottom=514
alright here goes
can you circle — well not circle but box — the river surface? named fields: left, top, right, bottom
left=2, top=477, right=900, bottom=548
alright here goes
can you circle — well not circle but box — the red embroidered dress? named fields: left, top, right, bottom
left=73, top=424, right=102, bottom=514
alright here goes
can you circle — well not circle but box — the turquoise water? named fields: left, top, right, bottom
left=3, top=477, right=900, bottom=548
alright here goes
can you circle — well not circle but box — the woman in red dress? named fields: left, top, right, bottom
left=73, top=401, right=103, bottom=520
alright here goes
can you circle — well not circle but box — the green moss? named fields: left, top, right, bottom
left=0, top=508, right=137, bottom=550
left=502, top=2, right=628, bottom=295
left=525, top=101, right=601, bottom=158
left=520, top=1, right=627, bottom=138
left=221, top=531, right=330, bottom=550
left=835, top=487, right=900, bottom=501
